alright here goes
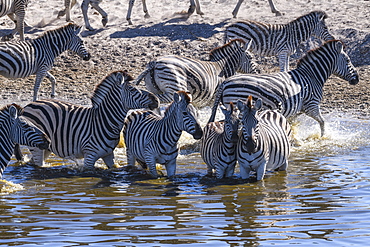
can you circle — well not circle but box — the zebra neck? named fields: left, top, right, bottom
left=162, top=106, right=183, bottom=135
left=293, top=61, right=330, bottom=87
left=287, top=19, right=316, bottom=44
left=33, top=36, right=66, bottom=59
left=93, top=105, right=127, bottom=136
left=210, top=53, right=238, bottom=78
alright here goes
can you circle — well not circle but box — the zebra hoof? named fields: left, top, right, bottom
left=51, top=94, right=56, bottom=98
left=86, top=26, right=95, bottom=32
left=102, top=16, right=108, bottom=27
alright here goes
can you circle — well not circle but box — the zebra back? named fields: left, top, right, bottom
left=200, top=102, right=239, bottom=179
left=0, top=104, right=49, bottom=177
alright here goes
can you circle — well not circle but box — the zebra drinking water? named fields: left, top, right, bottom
left=224, top=11, right=335, bottom=71
left=0, top=23, right=91, bottom=101
left=126, top=0, right=203, bottom=25
left=237, top=96, right=291, bottom=181
left=0, top=0, right=29, bottom=41
left=211, top=40, right=359, bottom=137
left=123, top=91, right=203, bottom=178
left=0, top=103, right=49, bottom=177
left=135, top=39, right=257, bottom=107
left=15, top=71, right=159, bottom=170
left=200, top=102, right=239, bottom=179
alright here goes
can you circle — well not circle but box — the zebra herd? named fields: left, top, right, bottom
left=0, top=7, right=361, bottom=181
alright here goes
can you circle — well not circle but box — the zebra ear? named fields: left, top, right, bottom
left=237, top=100, right=245, bottom=111
left=173, top=92, right=180, bottom=103
left=255, top=98, right=262, bottom=110
left=74, top=24, right=83, bottom=35
left=334, top=41, right=344, bottom=53
left=9, top=105, right=18, bottom=120
left=244, top=40, right=253, bottom=51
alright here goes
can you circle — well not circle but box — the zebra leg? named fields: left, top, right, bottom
left=45, top=72, right=57, bottom=98
left=278, top=52, right=290, bottom=72
left=81, top=0, right=94, bottom=31
left=224, top=162, right=236, bottom=178
left=90, top=0, right=108, bottom=27
left=232, top=0, right=244, bottom=18
left=305, top=107, right=325, bottom=137
left=126, top=0, right=136, bottom=25
left=194, top=0, right=204, bottom=15
left=165, top=159, right=177, bottom=178
left=102, top=152, right=114, bottom=169
left=13, top=5, right=26, bottom=41
left=188, top=0, right=203, bottom=16
left=267, top=0, right=282, bottom=16
left=142, top=0, right=150, bottom=18
left=34, top=71, right=47, bottom=101
left=239, top=163, right=251, bottom=179
left=83, top=154, right=99, bottom=170
left=256, top=162, right=267, bottom=181
left=28, top=147, right=46, bottom=166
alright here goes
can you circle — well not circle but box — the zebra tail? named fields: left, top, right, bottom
left=14, top=144, right=23, bottom=161
left=133, top=61, right=156, bottom=85
left=208, top=82, right=225, bottom=123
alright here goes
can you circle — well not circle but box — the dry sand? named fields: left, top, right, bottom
left=0, top=0, right=369, bottom=118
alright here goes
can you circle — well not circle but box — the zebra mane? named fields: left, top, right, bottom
left=293, top=11, right=328, bottom=23
left=37, top=23, right=79, bottom=40
left=91, top=71, right=124, bottom=107
left=0, top=103, right=23, bottom=115
left=296, top=40, right=342, bottom=68
left=209, top=39, right=245, bottom=59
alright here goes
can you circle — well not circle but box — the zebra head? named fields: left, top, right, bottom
left=174, top=91, right=203, bottom=140
left=238, top=40, right=258, bottom=74
left=220, top=102, right=239, bottom=143
left=66, top=23, right=91, bottom=61
left=330, top=41, right=359, bottom=85
left=312, top=11, right=335, bottom=41
left=9, top=104, right=50, bottom=150
left=120, top=71, right=160, bottom=111
left=237, top=96, right=262, bottom=154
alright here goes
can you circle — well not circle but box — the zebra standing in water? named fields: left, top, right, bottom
left=58, top=0, right=108, bottom=31
left=0, top=23, right=91, bottom=101
left=211, top=40, right=359, bottom=137
left=123, top=91, right=203, bottom=178
left=135, top=39, right=257, bottom=107
left=0, top=104, right=49, bottom=177
left=0, top=0, right=29, bottom=41
left=237, top=96, right=291, bottom=181
left=126, top=0, right=203, bottom=25
left=224, top=11, right=335, bottom=71
left=232, top=0, right=282, bottom=18
left=15, top=71, right=159, bottom=170
left=200, top=102, right=239, bottom=179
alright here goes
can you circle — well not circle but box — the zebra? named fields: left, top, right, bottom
left=0, top=23, right=91, bottom=101
left=200, top=102, right=239, bottom=179
left=126, top=0, right=203, bottom=25
left=58, top=0, right=108, bottom=31
left=0, top=0, right=29, bottom=41
left=210, top=40, right=359, bottom=137
left=232, top=0, right=282, bottom=18
left=123, top=91, right=203, bottom=178
left=134, top=39, right=257, bottom=107
left=224, top=11, right=335, bottom=71
left=237, top=96, right=291, bottom=180
left=0, top=103, right=49, bottom=177
left=14, top=71, right=159, bottom=170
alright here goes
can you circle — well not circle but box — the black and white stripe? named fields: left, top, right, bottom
left=126, top=0, right=203, bottom=25
left=225, top=11, right=335, bottom=71
left=0, top=103, right=49, bottom=177
left=200, top=102, right=239, bottom=179
left=0, top=0, right=29, bottom=41
left=123, top=91, right=203, bottom=178
left=135, top=39, right=257, bottom=107
left=237, top=96, right=291, bottom=180
left=15, top=71, right=159, bottom=170
left=211, top=40, right=359, bottom=137
left=0, top=23, right=91, bottom=101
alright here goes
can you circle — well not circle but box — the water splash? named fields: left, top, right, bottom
left=0, top=179, right=24, bottom=195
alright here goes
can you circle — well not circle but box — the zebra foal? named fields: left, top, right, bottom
left=0, top=23, right=91, bottom=101
left=123, top=91, right=203, bottom=178
left=135, top=39, right=257, bottom=107
left=225, top=11, right=335, bottom=71
left=212, top=40, right=359, bottom=137
left=0, top=103, right=49, bottom=177
left=237, top=96, right=291, bottom=181
left=126, top=0, right=203, bottom=25
left=15, top=71, right=159, bottom=170
left=0, top=0, right=29, bottom=41
left=200, top=102, right=239, bottom=179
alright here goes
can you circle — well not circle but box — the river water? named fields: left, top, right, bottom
left=1, top=109, right=370, bottom=246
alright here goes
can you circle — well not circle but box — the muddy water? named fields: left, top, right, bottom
left=1, top=110, right=370, bottom=246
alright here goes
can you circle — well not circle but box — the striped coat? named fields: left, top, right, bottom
left=237, top=96, right=291, bottom=180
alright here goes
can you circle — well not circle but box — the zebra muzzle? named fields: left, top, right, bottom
left=83, top=53, right=91, bottom=61
left=245, top=137, right=257, bottom=154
